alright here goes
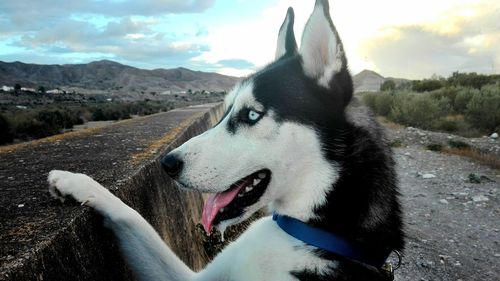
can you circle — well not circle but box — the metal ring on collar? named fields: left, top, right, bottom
left=393, top=250, right=402, bottom=270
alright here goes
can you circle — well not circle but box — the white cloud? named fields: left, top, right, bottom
left=196, top=0, right=499, bottom=77
left=0, top=0, right=498, bottom=78
left=361, top=0, right=500, bottom=78
left=125, top=33, right=146, bottom=40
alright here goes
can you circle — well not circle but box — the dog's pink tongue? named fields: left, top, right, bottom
left=202, top=184, right=245, bottom=234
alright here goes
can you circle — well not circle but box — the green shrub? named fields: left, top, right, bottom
left=362, top=93, right=377, bottom=112
left=468, top=173, right=482, bottom=184
left=380, top=80, right=396, bottom=91
left=374, top=92, right=394, bottom=116
left=6, top=109, right=75, bottom=140
left=359, top=75, right=499, bottom=136
left=454, top=87, right=477, bottom=113
left=396, top=82, right=412, bottom=90
left=465, top=85, right=500, bottom=131
left=13, top=117, right=55, bottom=139
left=361, top=92, right=394, bottom=117
left=438, top=87, right=459, bottom=102
left=412, top=79, right=443, bottom=92
left=390, top=139, right=403, bottom=147
left=434, top=118, right=458, bottom=132
left=129, top=101, right=168, bottom=116
left=2, top=100, right=177, bottom=142
left=426, top=143, right=443, bottom=151
left=38, top=109, right=76, bottom=130
left=448, top=71, right=495, bottom=89
left=89, top=100, right=175, bottom=121
left=91, top=108, right=106, bottom=121
left=73, top=109, right=87, bottom=125
left=91, top=104, right=131, bottom=121
left=0, top=113, right=14, bottom=144
left=390, top=93, right=440, bottom=129
left=448, top=140, right=470, bottom=149
left=436, top=96, right=453, bottom=116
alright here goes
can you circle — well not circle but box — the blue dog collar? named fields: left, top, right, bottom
left=272, top=213, right=391, bottom=268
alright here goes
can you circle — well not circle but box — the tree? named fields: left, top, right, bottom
left=465, top=86, right=500, bottom=131
left=0, top=113, right=14, bottom=144
left=448, top=71, right=493, bottom=89
left=14, top=84, right=21, bottom=93
left=38, top=86, right=46, bottom=94
left=412, top=79, right=443, bottom=92
left=380, top=80, right=396, bottom=91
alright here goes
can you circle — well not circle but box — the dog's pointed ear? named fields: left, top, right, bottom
left=300, top=0, right=347, bottom=88
left=275, top=7, right=298, bottom=60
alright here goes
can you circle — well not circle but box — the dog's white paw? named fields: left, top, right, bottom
left=48, top=170, right=118, bottom=214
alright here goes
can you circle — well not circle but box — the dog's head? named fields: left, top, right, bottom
left=161, top=0, right=353, bottom=234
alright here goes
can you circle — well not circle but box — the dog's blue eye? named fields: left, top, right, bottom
left=248, top=110, right=261, bottom=122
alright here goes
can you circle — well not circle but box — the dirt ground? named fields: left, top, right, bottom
left=388, top=128, right=499, bottom=281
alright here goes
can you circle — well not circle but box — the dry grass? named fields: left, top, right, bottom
left=443, top=114, right=465, bottom=122
left=442, top=147, right=500, bottom=171
left=0, top=112, right=162, bottom=155
left=0, top=127, right=104, bottom=155
left=130, top=112, right=204, bottom=165
left=376, top=116, right=404, bottom=130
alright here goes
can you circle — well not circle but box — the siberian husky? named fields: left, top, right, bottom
left=48, top=0, right=404, bottom=280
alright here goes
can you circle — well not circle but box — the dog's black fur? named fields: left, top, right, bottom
left=172, top=0, right=404, bottom=278
left=251, top=56, right=404, bottom=281
left=233, top=1, right=405, bottom=278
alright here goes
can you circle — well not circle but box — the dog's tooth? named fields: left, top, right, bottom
left=253, top=178, right=261, bottom=186
left=220, top=208, right=225, bottom=213
left=245, top=186, right=253, bottom=192
left=238, top=193, right=244, bottom=198
left=258, top=173, right=266, bottom=179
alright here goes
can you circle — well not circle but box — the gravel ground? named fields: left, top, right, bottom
left=390, top=128, right=499, bottom=281
left=387, top=125, right=500, bottom=157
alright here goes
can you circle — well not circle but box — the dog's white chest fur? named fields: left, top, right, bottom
left=198, top=217, right=334, bottom=281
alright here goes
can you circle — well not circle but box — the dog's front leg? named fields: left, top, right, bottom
left=47, top=170, right=196, bottom=281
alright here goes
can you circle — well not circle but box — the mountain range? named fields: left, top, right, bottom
left=0, top=60, right=239, bottom=99
left=0, top=60, right=407, bottom=98
left=352, top=69, right=409, bottom=93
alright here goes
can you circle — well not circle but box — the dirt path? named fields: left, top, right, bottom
left=391, top=133, right=499, bottom=280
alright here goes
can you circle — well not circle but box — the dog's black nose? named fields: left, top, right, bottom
left=161, top=153, right=184, bottom=178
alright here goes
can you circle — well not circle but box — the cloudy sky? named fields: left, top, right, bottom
left=0, top=0, right=498, bottom=79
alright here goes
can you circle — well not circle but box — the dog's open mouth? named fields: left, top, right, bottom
left=201, top=169, right=271, bottom=234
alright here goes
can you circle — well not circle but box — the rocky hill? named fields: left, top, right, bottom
left=353, top=69, right=409, bottom=93
left=0, top=60, right=239, bottom=99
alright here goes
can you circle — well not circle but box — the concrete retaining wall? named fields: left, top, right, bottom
left=0, top=103, right=224, bottom=281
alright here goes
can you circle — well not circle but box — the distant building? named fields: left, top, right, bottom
left=16, top=105, right=28, bottom=109
left=1, top=85, right=14, bottom=92
left=47, top=89, right=64, bottom=94
left=21, top=87, right=36, bottom=92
